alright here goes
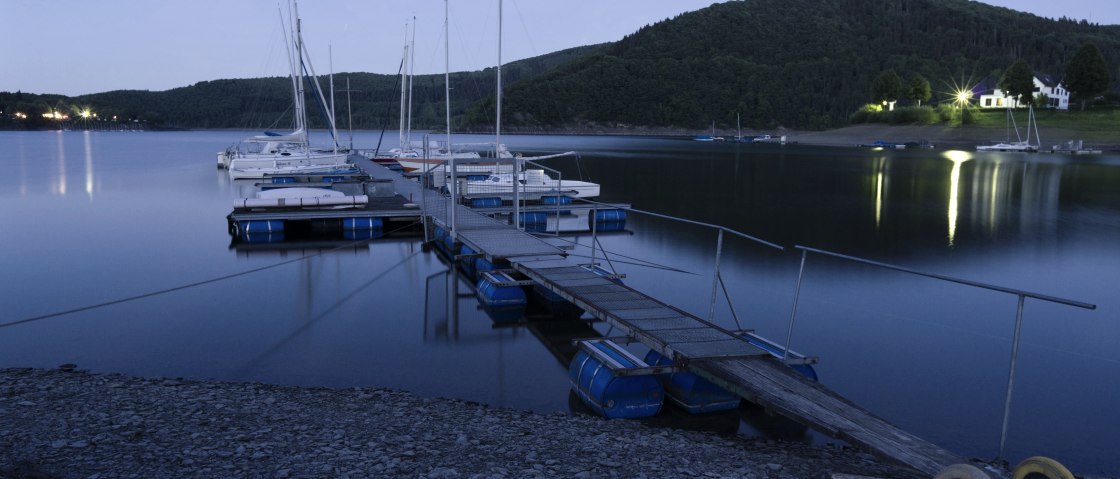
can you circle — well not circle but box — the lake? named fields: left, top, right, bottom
left=1, top=130, right=1117, bottom=475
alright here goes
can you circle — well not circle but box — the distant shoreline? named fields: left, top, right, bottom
left=6, top=123, right=1118, bottom=151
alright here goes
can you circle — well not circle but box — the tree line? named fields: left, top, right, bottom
left=4, top=0, right=1119, bottom=132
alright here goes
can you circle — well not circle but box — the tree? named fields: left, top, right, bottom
left=1064, top=43, right=1110, bottom=110
left=999, top=59, right=1034, bottom=106
left=871, top=70, right=902, bottom=108
left=905, top=74, right=931, bottom=106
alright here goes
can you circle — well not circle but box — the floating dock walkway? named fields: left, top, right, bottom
left=355, top=155, right=962, bottom=475
left=511, top=259, right=961, bottom=475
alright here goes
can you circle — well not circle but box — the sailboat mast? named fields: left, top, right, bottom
left=329, top=43, right=336, bottom=153
left=398, top=23, right=408, bottom=150
left=445, top=0, right=451, bottom=151
left=446, top=0, right=456, bottom=235
left=294, top=1, right=309, bottom=157
left=496, top=0, right=502, bottom=161
left=407, top=15, right=416, bottom=152
left=279, top=6, right=301, bottom=136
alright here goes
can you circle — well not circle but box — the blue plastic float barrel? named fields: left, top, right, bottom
left=271, top=177, right=296, bottom=184
left=644, top=350, right=740, bottom=413
left=589, top=209, right=627, bottom=232
left=474, top=257, right=497, bottom=278
left=322, top=176, right=346, bottom=183
left=471, top=197, right=502, bottom=208
left=476, top=272, right=527, bottom=308
left=518, top=212, right=549, bottom=232
left=239, top=219, right=284, bottom=233
left=465, top=174, right=489, bottom=181
left=569, top=343, right=663, bottom=419
left=342, top=217, right=382, bottom=230
left=459, top=245, right=478, bottom=277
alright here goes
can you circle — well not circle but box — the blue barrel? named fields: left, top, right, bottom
left=442, top=233, right=459, bottom=256
left=465, top=174, right=489, bottom=181
left=518, top=212, right=549, bottom=232
left=271, top=177, right=296, bottom=184
left=474, top=257, right=497, bottom=277
left=644, top=350, right=740, bottom=414
left=476, top=273, right=526, bottom=308
left=590, top=209, right=627, bottom=232
left=433, top=227, right=448, bottom=253
left=471, top=197, right=502, bottom=208
left=342, top=217, right=382, bottom=231
left=569, top=346, right=663, bottom=419
left=541, top=195, right=573, bottom=205
left=239, top=219, right=284, bottom=233
left=322, top=176, right=346, bottom=183
left=460, top=245, right=478, bottom=277
left=592, top=209, right=627, bottom=222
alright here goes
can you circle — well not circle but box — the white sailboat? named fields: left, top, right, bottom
left=977, top=104, right=1040, bottom=152
left=387, top=12, right=511, bottom=175
left=222, top=1, right=351, bottom=179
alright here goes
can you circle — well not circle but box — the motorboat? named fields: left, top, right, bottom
left=463, top=169, right=600, bottom=199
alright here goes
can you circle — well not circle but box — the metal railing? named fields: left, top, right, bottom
left=788, top=245, right=1097, bottom=460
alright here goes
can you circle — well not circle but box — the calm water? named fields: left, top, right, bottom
left=1, top=130, right=1118, bottom=474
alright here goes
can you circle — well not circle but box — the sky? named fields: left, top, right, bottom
left=1, top=0, right=1116, bottom=97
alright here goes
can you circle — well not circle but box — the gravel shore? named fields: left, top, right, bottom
left=0, top=367, right=934, bottom=479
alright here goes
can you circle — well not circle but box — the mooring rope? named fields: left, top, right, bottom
left=0, top=221, right=422, bottom=330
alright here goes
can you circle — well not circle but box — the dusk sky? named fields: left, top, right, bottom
left=2, top=0, right=1116, bottom=97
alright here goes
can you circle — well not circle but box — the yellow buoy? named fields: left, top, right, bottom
left=1012, top=456, right=1074, bottom=479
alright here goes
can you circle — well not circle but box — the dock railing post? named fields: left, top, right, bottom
left=708, top=228, right=725, bottom=324
left=589, top=208, right=598, bottom=268
left=998, top=293, right=1027, bottom=460
left=784, top=249, right=809, bottom=361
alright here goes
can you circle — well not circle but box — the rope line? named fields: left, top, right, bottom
left=0, top=221, right=422, bottom=330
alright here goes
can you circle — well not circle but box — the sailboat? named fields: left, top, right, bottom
left=387, top=13, right=512, bottom=175
left=976, top=104, right=1040, bottom=152
left=693, top=120, right=724, bottom=141
left=221, top=1, right=352, bottom=179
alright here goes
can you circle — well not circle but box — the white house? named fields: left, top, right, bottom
left=977, top=74, right=1070, bottom=110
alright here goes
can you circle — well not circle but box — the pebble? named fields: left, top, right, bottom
left=0, top=368, right=948, bottom=479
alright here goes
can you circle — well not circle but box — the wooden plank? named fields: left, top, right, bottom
left=648, top=328, right=733, bottom=343
left=691, top=357, right=960, bottom=476
left=670, top=339, right=770, bottom=358
left=620, top=317, right=705, bottom=331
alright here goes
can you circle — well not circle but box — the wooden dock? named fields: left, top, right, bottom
left=511, top=258, right=962, bottom=476
left=355, top=155, right=962, bottom=475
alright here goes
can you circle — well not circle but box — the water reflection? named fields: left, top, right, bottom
left=942, top=150, right=971, bottom=246
left=83, top=131, right=94, bottom=199
left=55, top=131, right=67, bottom=196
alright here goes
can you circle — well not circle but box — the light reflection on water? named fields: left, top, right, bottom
left=0, top=130, right=1118, bottom=475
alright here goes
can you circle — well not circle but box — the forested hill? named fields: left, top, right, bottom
left=0, top=45, right=601, bottom=131
left=498, top=0, right=1120, bottom=131
left=4, top=0, right=1119, bottom=132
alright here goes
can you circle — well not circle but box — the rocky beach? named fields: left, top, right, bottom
left=0, top=367, right=946, bottom=479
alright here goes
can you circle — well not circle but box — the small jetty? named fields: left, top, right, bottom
left=391, top=158, right=964, bottom=476
left=224, top=152, right=1094, bottom=477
